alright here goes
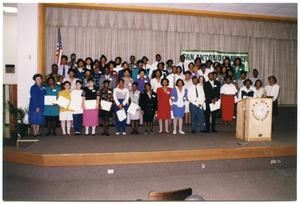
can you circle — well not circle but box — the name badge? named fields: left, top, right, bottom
left=144, top=80, right=148, bottom=83
left=152, top=95, right=156, bottom=98
left=108, top=90, right=112, bottom=94
left=135, top=93, right=138, bottom=97
left=128, top=83, right=132, bottom=87
left=109, top=78, right=112, bottom=81
left=214, top=85, right=217, bottom=88
left=167, top=91, right=170, bottom=94
left=52, top=89, right=57, bottom=92
left=57, top=82, right=61, bottom=85
left=92, top=90, right=96, bottom=92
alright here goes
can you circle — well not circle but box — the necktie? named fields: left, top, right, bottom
left=173, top=74, right=176, bottom=88
left=195, top=85, right=198, bottom=98
left=63, top=65, right=65, bottom=77
left=182, top=63, right=185, bottom=72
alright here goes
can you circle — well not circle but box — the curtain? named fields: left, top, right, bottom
left=45, top=7, right=297, bottom=104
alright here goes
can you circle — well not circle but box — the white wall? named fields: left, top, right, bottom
left=17, top=3, right=39, bottom=110
left=3, top=15, right=17, bottom=84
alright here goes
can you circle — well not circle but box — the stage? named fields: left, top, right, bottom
left=3, top=107, right=297, bottom=167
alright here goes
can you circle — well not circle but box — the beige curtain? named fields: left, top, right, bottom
left=45, top=7, right=297, bottom=104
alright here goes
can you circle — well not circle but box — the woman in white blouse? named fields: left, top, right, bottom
left=220, top=76, right=238, bottom=126
left=113, top=79, right=130, bottom=135
left=254, top=79, right=266, bottom=98
left=265, top=76, right=280, bottom=118
left=150, top=70, right=162, bottom=93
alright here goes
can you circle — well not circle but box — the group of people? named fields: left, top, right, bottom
left=28, top=53, right=280, bottom=137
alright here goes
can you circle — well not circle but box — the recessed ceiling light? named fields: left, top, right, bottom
left=3, top=7, right=18, bottom=13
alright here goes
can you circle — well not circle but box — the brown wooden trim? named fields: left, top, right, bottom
left=8, top=85, right=17, bottom=133
left=3, top=145, right=296, bottom=167
left=38, top=3, right=46, bottom=76
left=42, top=3, right=297, bottom=23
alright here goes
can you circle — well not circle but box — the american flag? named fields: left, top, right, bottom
left=55, top=28, right=63, bottom=65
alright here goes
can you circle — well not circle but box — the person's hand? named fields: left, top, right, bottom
left=36, top=108, right=40, bottom=112
left=155, top=111, right=158, bottom=117
left=141, top=110, right=144, bottom=115
left=118, top=104, right=123, bottom=109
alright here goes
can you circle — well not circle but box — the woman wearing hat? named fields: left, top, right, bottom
left=28, top=74, right=45, bottom=137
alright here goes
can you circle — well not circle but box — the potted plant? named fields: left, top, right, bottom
left=8, top=101, right=29, bottom=139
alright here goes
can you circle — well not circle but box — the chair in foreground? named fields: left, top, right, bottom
left=148, top=187, right=192, bottom=201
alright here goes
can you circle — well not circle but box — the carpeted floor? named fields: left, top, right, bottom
left=3, top=168, right=296, bottom=201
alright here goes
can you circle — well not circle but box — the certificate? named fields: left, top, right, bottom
left=69, top=98, right=82, bottom=111
left=116, top=109, right=127, bottom=121
left=44, top=96, right=57, bottom=105
left=56, top=96, right=70, bottom=109
left=127, top=102, right=139, bottom=115
left=209, top=100, right=221, bottom=112
left=100, top=100, right=112, bottom=111
left=85, top=100, right=97, bottom=110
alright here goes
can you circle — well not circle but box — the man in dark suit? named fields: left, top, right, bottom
left=203, top=72, right=221, bottom=133
left=98, top=67, right=117, bottom=90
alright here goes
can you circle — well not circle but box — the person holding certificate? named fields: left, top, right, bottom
left=113, top=79, right=130, bottom=135
left=204, top=72, right=221, bottom=133
left=44, top=77, right=60, bottom=136
left=128, top=82, right=141, bottom=135
left=70, top=80, right=83, bottom=135
left=58, top=81, right=73, bottom=136
left=139, top=83, right=158, bottom=135
left=28, top=74, right=45, bottom=137
left=82, top=78, right=100, bottom=135
left=99, top=80, right=114, bottom=136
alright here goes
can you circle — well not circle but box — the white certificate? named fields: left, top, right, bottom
left=116, top=109, right=127, bottom=121
left=56, top=96, right=70, bottom=109
left=69, top=98, right=82, bottom=111
left=100, top=100, right=112, bottom=111
left=44, top=96, right=57, bottom=105
left=209, top=100, right=221, bottom=112
left=85, top=100, right=97, bottom=110
left=127, top=102, right=139, bottom=115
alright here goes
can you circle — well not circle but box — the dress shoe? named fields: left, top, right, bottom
left=212, top=129, right=218, bottom=133
left=191, top=130, right=196, bottom=134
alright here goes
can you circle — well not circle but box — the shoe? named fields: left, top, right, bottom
left=212, top=129, right=218, bottom=133
left=173, top=131, right=177, bottom=135
left=144, top=131, right=148, bottom=135
left=101, top=132, right=106, bottom=135
left=130, top=131, right=135, bottom=135
left=158, top=130, right=163, bottom=134
left=116, top=132, right=120, bottom=135
left=191, top=130, right=196, bottom=134
left=165, top=130, right=169, bottom=134
left=179, top=130, right=185, bottom=135
left=91, top=133, right=96, bottom=136
left=150, top=131, right=154, bottom=135
left=135, top=130, right=139, bottom=134
left=105, top=132, right=110, bottom=136
left=122, top=132, right=126, bottom=135
left=45, top=133, right=51, bottom=136
left=52, top=132, right=57, bottom=136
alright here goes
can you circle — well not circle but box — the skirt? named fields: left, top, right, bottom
left=221, top=95, right=235, bottom=122
left=172, top=105, right=185, bottom=118
left=143, top=110, right=155, bottom=122
left=59, top=111, right=73, bottom=121
left=83, top=109, right=99, bottom=126
left=28, top=111, right=44, bottom=125
left=128, top=109, right=141, bottom=121
left=100, top=110, right=112, bottom=119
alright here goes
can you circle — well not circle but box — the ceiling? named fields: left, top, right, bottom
left=117, top=3, right=297, bottom=18
left=3, top=3, right=297, bottom=18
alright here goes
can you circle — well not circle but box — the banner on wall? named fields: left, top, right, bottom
left=181, top=50, right=250, bottom=72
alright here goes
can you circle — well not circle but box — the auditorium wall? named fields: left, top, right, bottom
left=45, top=6, right=297, bottom=104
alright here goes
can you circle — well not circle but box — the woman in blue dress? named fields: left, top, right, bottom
left=44, top=77, right=60, bottom=136
left=29, top=74, right=45, bottom=137
left=171, top=79, right=188, bottom=135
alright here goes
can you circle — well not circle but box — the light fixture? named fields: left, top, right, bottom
left=3, top=7, right=18, bottom=13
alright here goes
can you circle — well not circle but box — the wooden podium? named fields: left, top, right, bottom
left=236, top=98, right=273, bottom=142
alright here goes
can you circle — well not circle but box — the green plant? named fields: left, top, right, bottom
left=8, top=101, right=28, bottom=138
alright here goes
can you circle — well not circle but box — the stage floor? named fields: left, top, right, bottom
left=4, top=107, right=296, bottom=154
